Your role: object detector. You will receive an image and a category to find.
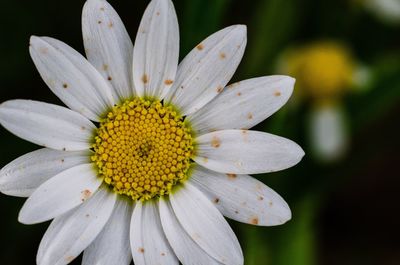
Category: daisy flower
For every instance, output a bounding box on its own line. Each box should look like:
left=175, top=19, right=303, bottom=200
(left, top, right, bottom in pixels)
left=0, top=0, right=304, bottom=264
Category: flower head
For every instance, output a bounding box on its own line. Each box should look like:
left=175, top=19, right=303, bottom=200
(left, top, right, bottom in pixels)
left=282, top=41, right=356, bottom=100
left=0, top=0, right=304, bottom=264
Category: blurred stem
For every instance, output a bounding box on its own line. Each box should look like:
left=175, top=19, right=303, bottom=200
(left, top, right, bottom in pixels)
left=244, top=196, right=318, bottom=265
left=180, top=0, right=231, bottom=54
left=274, top=196, right=317, bottom=265
left=244, top=227, right=271, bottom=265
left=264, top=107, right=289, bottom=135
left=243, top=0, right=298, bottom=75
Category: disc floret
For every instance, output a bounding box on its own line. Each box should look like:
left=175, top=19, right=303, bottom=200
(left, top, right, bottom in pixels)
left=91, top=98, right=194, bottom=201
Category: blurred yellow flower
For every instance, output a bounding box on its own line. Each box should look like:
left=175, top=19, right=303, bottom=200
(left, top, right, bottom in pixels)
left=278, top=41, right=359, bottom=162
left=283, top=41, right=356, bottom=101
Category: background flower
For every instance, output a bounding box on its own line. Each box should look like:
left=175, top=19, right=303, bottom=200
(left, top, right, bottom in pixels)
left=1, top=0, right=399, bottom=264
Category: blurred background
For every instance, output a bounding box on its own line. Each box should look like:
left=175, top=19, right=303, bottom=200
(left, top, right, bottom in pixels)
left=1, top=0, right=399, bottom=264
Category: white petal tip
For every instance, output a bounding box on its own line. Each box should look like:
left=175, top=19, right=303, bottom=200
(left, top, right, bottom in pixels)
left=18, top=205, right=47, bottom=225
left=29, top=35, right=41, bottom=45
left=18, top=205, right=38, bottom=225
left=299, top=147, right=306, bottom=159
left=17, top=212, right=30, bottom=225
left=234, top=24, right=247, bottom=35
left=87, top=0, right=102, bottom=3
left=294, top=147, right=306, bottom=166
left=269, top=203, right=292, bottom=226
left=280, top=207, right=292, bottom=224
left=286, top=76, right=296, bottom=87
left=236, top=24, right=247, bottom=31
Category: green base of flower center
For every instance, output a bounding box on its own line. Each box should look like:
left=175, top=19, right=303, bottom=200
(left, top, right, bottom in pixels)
left=91, top=98, right=194, bottom=201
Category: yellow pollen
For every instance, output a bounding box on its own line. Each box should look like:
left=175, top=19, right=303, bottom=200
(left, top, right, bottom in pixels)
left=92, top=98, right=194, bottom=201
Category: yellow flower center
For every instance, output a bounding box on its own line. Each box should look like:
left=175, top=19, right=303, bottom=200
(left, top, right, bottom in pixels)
left=286, top=42, right=356, bottom=99
left=91, top=98, right=194, bottom=201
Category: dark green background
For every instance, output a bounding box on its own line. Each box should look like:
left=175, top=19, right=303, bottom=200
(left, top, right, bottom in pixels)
left=1, top=0, right=399, bottom=264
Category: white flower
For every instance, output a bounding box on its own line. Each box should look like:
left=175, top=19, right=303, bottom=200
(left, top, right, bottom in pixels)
left=0, top=0, right=304, bottom=264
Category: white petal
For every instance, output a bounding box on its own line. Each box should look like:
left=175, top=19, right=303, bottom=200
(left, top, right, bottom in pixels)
left=130, top=201, right=178, bottom=265
left=0, top=100, right=95, bottom=151
left=194, top=130, right=304, bottom=174
left=159, top=198, right=223, bottom=265
left=190, top=165, right=291, bottom=226
left=29, top=36, right=115, bottom=121
left=309, top=103, right=348, bottom=161
left=165, top=25, right=247, bottom=115
left=82, top=0, right=134, bottom=100
left=169, top=182, right=243, bottom=265
left=189, top=76, right=295, bottom=134
left=37, top=187, right=116, bottom=265
left=82, top=199, right=133, bottom=265
left=132, top=0, right=179, bottom=99
left=0, top=148, right=89, bottom=197
left=18, top=163, right=102, bottom=224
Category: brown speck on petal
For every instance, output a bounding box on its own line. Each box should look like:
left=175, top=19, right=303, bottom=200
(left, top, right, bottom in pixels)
left=61, top=159, right=65, bottom=163
left=269, top=201, right=273, bottom=207
left=81, top=126, right=86, bottom=130
left=251, top=217, right=259, bottom=225
left=85, top=214, right=90, bottom=218
left=66, top=256, right=75, bottom=262
left=142, top=74, right=148, bottom=84
left=138, top=247, right=145, bottom=253
left=100, top=7, right=105, bottom=11
left=102, top=64, right=109, bottom=71
left=161, top=252, right=165, bottom=256
left=214, top=198, right=220, bottom=204
left=242, top=130, right=249, bottom=142
left=39, top=47, right=49, bottom=54
left=81, top=189, right=92, bottom=202
left=247, top=113, right=253, bottom=119
left=258, top=196, right=264, bottom=201
left=216, top=86, right=223, bottom=93
left=274, top=90, right=281, bottom=97
left=192, top=233, right=201, bottom=240
left=108, top=21, right=114, bottom=28
left=219, top=52, right=226, bottom=59
left=156, top=11, right=160, bottom=16
left=97, top=20, right=102, bottom=24
left=226, top=83, right=236, bottom=89
left=237, top=92, right=242, bottom=96
left=107, top=76, right=112, bottom=81
left=62, top=148, right=66, bottom=151
left=164, top=79, right=174, bottom=85
left=62, top=83, right=68, bottom=89
left=226, top=173, right=237, bottom=179
left=235, top=210, right=239, bottom=214
left=211, top=136, right=221, bottom=148
left=196, top=44, right=204, bottom=50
